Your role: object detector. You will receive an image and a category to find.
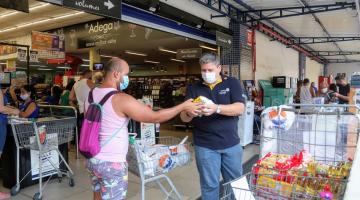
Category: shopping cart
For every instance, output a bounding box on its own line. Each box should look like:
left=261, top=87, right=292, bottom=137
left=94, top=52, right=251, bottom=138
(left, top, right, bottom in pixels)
left=9, top=117, right=77, bottom=200
left=221, top=104, right=359, bottom=200
left=38, top=105, right=79, bottom=159
left=128, top=136, right=192, bottom=200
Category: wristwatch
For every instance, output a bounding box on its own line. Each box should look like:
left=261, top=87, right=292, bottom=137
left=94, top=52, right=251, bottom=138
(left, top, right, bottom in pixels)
left=216, top=104, right=221, bottom=114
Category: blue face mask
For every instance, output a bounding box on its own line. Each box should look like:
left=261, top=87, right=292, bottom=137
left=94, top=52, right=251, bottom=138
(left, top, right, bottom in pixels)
left=119, top=75, right=129, bottom=91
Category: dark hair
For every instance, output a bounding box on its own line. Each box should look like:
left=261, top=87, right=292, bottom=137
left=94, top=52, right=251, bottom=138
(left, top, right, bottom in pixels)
left=22, top=85, right=36, bottom=100
left=303, top=78, right=310, bottom=84
left=335, top=74, right=345, bottom=81
left=52, top=85, right=63, bottom=104
left=81, top=69, right=92, bottom=76
left=329, top=83, right=337, bottom=92
left=65, top=80, right=75, bottom=91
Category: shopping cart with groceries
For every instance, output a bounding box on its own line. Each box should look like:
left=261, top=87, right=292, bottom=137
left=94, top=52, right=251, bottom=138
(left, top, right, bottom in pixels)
left=9, top=116, right=77, bottom=200
left=128, top=135, right=192, bottom=200
left=221, top=104, right=359, bottom=200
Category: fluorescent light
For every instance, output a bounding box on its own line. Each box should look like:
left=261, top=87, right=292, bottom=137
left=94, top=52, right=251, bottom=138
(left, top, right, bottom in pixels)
left=38, top=68, right=53, bottom=71
left=100, top=55, right=115, bottom=58
left=0, top=3, right=50, bottom=19
left=81, top=64, right=90, bottom=67
left=29, top=3, right=50, bottom=11
left=0, top=63, right=6, bottom=65
left=125, top=50, right=147, bottom=57
left=171, top=58, right=186, bottom=63
left=158, top=47, right=177, bottom=54
left=30, top=65, right=47, bottom=67
left=82, top=59, right=90, bottom=62
left=57, top=66, right=71, bottom=69
left=199, top=45, right=218, bottom=51
left=145, top=60, right=160, bottom=64
left=0, top=12, right=84, bottom=33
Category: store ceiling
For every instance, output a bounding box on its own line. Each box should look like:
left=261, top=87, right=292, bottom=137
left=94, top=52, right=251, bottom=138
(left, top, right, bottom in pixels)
left=238, top=0, right=360, bottom=62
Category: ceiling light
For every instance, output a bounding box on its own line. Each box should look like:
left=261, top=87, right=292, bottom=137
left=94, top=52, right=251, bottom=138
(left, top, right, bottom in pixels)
left=30, top=65, right=47, bottom=67
left=82, top=59, right=90, bottom=62
left=171, top=58, right=186, bottom=63
left=0, top=3, right=50, bottom=19
left=199, top=45, right=218, bottom=51
left=145, top=60, right=160, bottom=64
left=0, top=12, right=84, bottom=33
left=0, top=63, right=6, bottom=65
left=125, top=50, right=147, bottom=57
left=57, top=66, right=71, bottom=69
left=38, top=68, right=53, bottom=71
left=158, top=47, right=177, bottom=54
left=100, top=55, right=115, bottom=58
left=81, top=64, right=90, bottom=67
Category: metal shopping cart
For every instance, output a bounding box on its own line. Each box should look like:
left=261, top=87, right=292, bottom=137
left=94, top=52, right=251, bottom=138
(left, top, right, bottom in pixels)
left=221, top=104, right=359, bottom=200
left=38, top=105, right=79, bottom=159
left=9, top=117, right=77, bottom=200
left=128, top=136, right=192, bottom=200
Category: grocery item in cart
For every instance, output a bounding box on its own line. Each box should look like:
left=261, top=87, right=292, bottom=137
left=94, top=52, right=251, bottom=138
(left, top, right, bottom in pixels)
left=252, top=150, right=352, bottom=199
left=37, top=125, right=47, bottom=144
left=261, top=106, right=295, bottom=156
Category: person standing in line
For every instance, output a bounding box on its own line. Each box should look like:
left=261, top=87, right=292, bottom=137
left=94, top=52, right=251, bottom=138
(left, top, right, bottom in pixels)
left=300, top=78, right=313, bottom=104
left=180, top=53, right=245, bottom=200
left=85, top=58, right=200, bottom=200
left=0, top=73, right=19, bottom=199
left=69, top=70, right=95, bottom=131
left=310, top=82, right=318, bottom=97
left=334, top=75, right=350, bottom=104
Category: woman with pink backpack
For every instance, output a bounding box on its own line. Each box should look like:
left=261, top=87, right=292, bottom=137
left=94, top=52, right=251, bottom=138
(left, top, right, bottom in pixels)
left=81, top=58, right=201, bottom=200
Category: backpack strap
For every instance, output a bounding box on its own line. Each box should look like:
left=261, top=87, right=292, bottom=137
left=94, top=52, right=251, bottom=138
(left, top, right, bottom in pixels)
left=99, top=90, right=120, bottom=106
left=88, top=89, right=94, bottom=104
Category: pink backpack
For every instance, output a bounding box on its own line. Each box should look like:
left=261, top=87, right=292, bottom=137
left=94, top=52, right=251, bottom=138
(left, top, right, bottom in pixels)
left=79, top=90, right=124, bottom=158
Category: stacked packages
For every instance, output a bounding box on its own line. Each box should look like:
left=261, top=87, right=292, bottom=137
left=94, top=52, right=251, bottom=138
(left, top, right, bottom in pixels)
left=252, top=150, right=352, bottom=199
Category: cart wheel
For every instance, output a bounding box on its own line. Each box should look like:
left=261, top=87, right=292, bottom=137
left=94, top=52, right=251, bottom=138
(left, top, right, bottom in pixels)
left=58, top=177, right=62, bottom=183
left=33, top=192, right=42, bottom=200
left=10, top=185, right=20, bottom=196
left=69, top=178, right=75, bottom=187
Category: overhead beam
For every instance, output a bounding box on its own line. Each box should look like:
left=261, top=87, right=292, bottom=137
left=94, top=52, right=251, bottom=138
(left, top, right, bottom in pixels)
left=309, top=51, right=360, bottom=56
left=192, top=0, right=242, bottom=22
left=289, top=37, right=360, bottom=44
left=242, top=2, right=355, bottom=22
left=326, top=59, right=360, bottom=63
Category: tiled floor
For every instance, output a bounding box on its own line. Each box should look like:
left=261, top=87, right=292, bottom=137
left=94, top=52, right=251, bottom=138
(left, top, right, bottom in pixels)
left=1, top=129, right=259, bottom=200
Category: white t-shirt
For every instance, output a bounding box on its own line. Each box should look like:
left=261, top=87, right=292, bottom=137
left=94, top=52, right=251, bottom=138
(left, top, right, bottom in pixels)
left=300, top=86, right=312, bottom=104
left=73, top=79, right=91, bottom=114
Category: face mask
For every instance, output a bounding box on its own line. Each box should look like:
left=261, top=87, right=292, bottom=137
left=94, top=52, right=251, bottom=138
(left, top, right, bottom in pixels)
left=202, top=72, right=217, bottom=84
left=119, top=75, right=129, bottom=91
left=321, top=88, right=328, bottom=93
left=20, top=94, right=29, bottom=100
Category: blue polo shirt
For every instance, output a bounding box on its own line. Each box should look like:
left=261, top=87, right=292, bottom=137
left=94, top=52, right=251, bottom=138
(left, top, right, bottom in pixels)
left=185, top=76, right=245, bottom=150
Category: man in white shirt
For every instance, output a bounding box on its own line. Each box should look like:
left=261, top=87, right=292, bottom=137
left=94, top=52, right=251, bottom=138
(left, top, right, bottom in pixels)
left=70, top=70, right=95, bottom=131
left=300, top=78, right=313, bottom=104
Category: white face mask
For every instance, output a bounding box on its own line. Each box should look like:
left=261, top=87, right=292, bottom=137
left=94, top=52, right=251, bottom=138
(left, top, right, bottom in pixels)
left=321, top=88, right=328, bottom=93
left=20, top=94, right=29, bottom=100
left=202, top=72, right=217, bottom=84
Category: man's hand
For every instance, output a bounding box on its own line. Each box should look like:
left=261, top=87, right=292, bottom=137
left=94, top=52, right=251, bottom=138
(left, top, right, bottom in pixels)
left=202, top=104, right=218, bottom=116
left=182, top=99, right=203, bottom=117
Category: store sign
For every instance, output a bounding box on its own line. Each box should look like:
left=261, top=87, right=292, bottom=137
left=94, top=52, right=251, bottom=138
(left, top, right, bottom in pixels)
left=0, top=45, right=17, bottom=56
left=63, top=0, right=121, bottom=19
left=32, top=31, right=65, bottom=59
left=30, top=50, right=39, bottom=62
left=17, top=49, right=27, bottom=61
left=77, top=20, right=120, bottom=48
left=0, top=0, right=29, bottom=13
left=216, top=31, right=232, bottom=48
left=176, top=48, right=202, bottom=59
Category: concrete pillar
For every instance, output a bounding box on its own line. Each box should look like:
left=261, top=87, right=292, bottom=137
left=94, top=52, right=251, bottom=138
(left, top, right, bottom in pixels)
left=89, top=48, right=100, bottom=71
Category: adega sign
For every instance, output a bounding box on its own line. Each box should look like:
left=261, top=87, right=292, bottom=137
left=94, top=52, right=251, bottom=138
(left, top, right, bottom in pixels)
left=86, top=21, right=120, bottom=34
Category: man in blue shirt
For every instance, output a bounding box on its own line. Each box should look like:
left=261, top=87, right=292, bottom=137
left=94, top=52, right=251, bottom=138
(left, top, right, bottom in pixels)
left=180, top=53, right=245, bottom=200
